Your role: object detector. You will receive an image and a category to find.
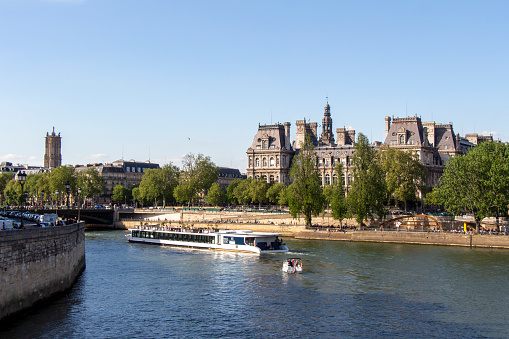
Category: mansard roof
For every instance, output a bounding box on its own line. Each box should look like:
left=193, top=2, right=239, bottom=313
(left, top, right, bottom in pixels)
left=384, top=117, right=424, bottom=146
left=218, top=167, right=244, bottom=178
left=434, top=124, right=457, bottom=150
left=249, top=123, right=290, bottom=151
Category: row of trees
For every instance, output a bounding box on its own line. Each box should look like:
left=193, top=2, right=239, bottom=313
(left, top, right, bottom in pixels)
left=4, top=136, right=506, bottom=233
left=0, top=167, right=104, bottom=207
left=126, top=154, right=219, bottom=207
left=426, top=141, right=509, bottom=233
left=124, top=136, right=509, bottom=233
left=285, top=134, right=427, bottom=227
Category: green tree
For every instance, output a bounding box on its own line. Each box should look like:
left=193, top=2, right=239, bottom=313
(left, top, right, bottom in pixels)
left=205, top=182, right=226, bottom=206
left=0, top=172, right=14, bottom=205
left=76, top=168, right=104, bottom=206
left=347, top=133, right=387, bottom=227
left=266, top=182, right=286, bottom=205
left=4, top=179, right=22, bottom=206
left=132, top=186, right=143, bottom=208
left=24, top=173, right=46, bottom=207
left=112, top=184, right=127, bottom=204
left=159, top=163, right=180, bottom=207
left=138, top=168, right=162, bottom=206
left=426, top=141, right=509, bottom=233
left=327, top=164, right=348, bottom=225
left=379, top=146, right=427, bottom=211
left=226, top=178, right=242, bottom=205
left=250, top=179, right=269, bottom=206
left=287, top=134, right=325, bottom=228
left=174, top=181, right=196, bottom=205
left=277, top=185, right=289, bottom=206
left=48, top=166, right=76, bottom=206
left=174, top=153, right=218, bottom=205
left=233, top=178, right=252, bottom=205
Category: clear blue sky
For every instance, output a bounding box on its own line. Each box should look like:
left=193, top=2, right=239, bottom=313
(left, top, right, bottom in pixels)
left=1, top=0, right=508, bottom=172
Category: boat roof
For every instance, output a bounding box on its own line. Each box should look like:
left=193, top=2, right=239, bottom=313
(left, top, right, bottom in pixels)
left=129, top=228, right=282, bottom=237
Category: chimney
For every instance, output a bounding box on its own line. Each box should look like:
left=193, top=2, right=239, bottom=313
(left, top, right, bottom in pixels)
left=385, top=116, right=391, bottom=138
left=284, top=122, right=291, bottom=150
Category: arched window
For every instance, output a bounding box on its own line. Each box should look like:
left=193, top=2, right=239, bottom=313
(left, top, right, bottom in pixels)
left=263, top=157, right=267, bottom=167
left=332, top=173, right=338, bottom=183
left=319, top=175, right=323, bottom=185
left=255, top=158, right=260, bottom=167
left=269, top=175, right=275, bottom=182
left=325, top=174, right=331, bottom=185
left=269, top=157, right=275, bottom=166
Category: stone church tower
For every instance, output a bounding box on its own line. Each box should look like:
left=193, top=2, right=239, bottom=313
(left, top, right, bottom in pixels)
left=44, top=127, right=62, bottom=168
left=320, top=100, right=335, bottom=146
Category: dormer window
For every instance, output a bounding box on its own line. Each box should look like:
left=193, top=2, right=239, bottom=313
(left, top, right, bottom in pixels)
left=399, top=134, right=405, bottom=144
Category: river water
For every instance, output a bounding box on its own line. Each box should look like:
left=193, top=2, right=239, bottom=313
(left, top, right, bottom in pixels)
left=1, top=230, right=509, bottom=338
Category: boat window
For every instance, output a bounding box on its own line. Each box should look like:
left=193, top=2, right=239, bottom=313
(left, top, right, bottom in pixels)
left=234, top=237, right=245, bottom=245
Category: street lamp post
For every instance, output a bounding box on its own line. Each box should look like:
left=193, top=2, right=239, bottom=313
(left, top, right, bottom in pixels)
left=55, top=190, right=59, bottom=218
left=77, top=187, right=81, bottom=222
left=65, top=181, right=71, bottom=209
left=16, top=171, right=27, bottom=228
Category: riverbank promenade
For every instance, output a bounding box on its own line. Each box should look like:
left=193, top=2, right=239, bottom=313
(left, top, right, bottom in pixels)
left=116, top=209, right=509, bottom=249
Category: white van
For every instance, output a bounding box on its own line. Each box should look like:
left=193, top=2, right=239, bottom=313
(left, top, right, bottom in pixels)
left=39, top=214, right=58, bottom=223
left=1, top=218, right=14, bottom=230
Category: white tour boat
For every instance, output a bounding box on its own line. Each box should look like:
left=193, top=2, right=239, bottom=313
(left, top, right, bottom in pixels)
left=126, top=227, right=288, bottom=254
left=282, top=258, right=303, bottom=273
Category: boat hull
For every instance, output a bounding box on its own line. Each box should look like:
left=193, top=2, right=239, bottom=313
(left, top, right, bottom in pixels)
left=126, top=229, right=289, bottom=254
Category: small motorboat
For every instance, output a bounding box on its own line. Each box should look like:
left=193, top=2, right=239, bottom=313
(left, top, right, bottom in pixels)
left=282, top=258, right=303, bottom=274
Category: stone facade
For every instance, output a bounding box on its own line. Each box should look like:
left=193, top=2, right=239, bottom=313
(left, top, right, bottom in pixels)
left=75, top=159, right=159, bottom=204
left=384, top=117, right=458, bottom=188
left=246, top=123, right=294, bottom=184
left=44, top=127, right=62, bottom=169
left=248, top=101, right=492, bottom=190
left=247, top=102, right=356, bottom=187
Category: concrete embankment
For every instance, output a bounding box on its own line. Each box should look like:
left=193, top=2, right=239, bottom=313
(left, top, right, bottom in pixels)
left=295, top=229, right=509, bottom=249
left=115, top=211, right=509, bottom=248
left=0, top=223, right=86, bottom=323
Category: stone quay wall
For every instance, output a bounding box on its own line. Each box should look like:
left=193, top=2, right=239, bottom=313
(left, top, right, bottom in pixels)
left=295, top=229, right=509, bottom=249
left=116, top=211, right=509, bottom=248
left=0, top=223, right=86, bottom=322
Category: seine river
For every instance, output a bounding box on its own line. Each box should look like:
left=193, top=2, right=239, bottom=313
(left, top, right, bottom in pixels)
left=2, top=230, right=509, bottom=338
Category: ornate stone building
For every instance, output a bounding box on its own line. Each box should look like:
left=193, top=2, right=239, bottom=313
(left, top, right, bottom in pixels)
left=246, top=122, right=293, bottom=184
left=248, top=101, right=493, bottom=191
left=44, top=127, right=62, bottom=169
left=384, top=117, right=494, bottom=188
left=247, top=102, right=356, bottom=187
